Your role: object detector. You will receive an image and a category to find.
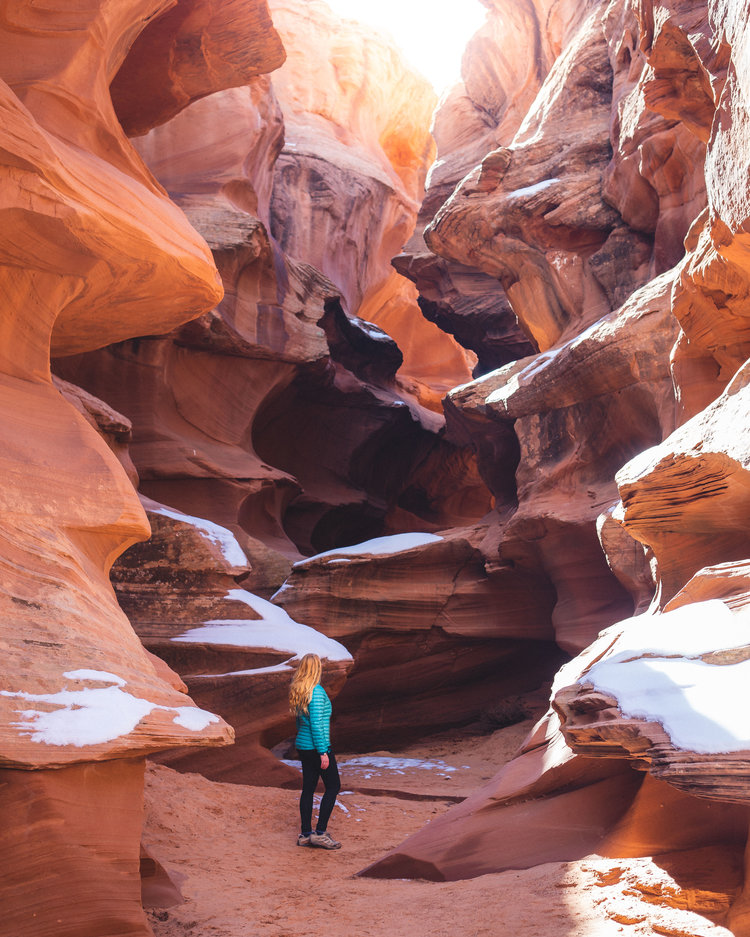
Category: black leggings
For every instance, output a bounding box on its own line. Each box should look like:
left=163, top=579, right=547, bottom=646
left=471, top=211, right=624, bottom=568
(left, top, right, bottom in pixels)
left=299, top=749, right=341, bottom=833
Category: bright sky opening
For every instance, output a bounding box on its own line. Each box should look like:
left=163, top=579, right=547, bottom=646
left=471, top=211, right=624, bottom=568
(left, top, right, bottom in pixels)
left=322, top=0, right=488, bottom=94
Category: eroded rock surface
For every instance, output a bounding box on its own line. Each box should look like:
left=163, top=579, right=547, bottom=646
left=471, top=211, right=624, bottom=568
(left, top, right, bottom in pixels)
left=111, top=0, right=286, bottom=136
left=112, top=496, right=352, bottom=785
left=274, top=530, right=563, bottom=748
left=267, top=0, right=473, bottom=405
left=362, top=1, right=750, bottom=918
left=56, top=0, right=488, bottom=605
left=0, top=0, right=291, bottom=932
left=9, top=0, right=750, bottom=930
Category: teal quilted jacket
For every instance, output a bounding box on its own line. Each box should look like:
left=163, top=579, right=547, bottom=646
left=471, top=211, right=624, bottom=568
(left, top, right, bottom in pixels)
left=295, top=684, right=332, bottom=753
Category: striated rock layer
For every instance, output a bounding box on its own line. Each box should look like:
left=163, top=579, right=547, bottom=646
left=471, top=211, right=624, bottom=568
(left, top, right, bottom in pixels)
left=9, top=0, right=750, bottom=930
left=363, top=3, right=750, bottom=926
left=51, top=0, right=497, bottom=795
left=112, top=496, right=352, bottom=785
left=56, top=0, right=487, bottom=606
left=267, top=0, right=474, bottom=406
left=274, top=529, right=564, bottom=749
left=0, top=0, right=299, bottom=932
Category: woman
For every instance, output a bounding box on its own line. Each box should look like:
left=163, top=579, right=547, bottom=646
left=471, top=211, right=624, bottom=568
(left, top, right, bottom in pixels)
left=289, top=653, right=342, bottom=849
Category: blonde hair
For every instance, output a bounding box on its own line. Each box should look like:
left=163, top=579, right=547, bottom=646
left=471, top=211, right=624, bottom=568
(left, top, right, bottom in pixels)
left=289, top=653, right=322, bottom=715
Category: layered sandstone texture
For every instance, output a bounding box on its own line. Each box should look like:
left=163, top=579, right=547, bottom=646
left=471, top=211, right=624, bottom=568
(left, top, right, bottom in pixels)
left=51, top=0, right=496, bottom=787
left=267, top=0, right=474, bottom=405
left=0, top=0, right=301, bottom=933
left=112, top=495, right=352, bottom=785
left=363, top=2, right=750, bottom=928
left=9, top=0, right=750, bottom=931
left=56, top=0, right=485, bottom=597
left=274, top=529, right=564, bottom=749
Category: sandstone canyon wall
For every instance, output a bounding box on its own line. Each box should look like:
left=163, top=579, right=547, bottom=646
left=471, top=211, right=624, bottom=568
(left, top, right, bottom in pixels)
left=0, top=1, right=289, bottom=933
left=5, top=0, right=750, bottom=933
left=359, top=3, right=750, bottom=934
left=52, top=0, right=503, bottom=781
left=55, top=2, right=524, bottom=783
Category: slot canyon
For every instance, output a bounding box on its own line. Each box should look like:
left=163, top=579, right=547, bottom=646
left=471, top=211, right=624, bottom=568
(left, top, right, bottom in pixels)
left=2, top=0, right=750, bottom=935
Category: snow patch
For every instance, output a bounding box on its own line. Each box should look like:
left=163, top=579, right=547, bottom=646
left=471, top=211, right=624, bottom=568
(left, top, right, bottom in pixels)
left=486, top=347, right=563, bottom=404
left=150, top=505, right=248, bottom=568
left=581, top=601, right=750, bottom=753
left=63, top=669, right=126, bottom=687
left=293, top=532, right=443, bottom=567
left=190, top=662, right=295, bottom=680
left=506, top=178, right=559, bottom=200
left=592, top=600, right=750, bottom=663
left=1, top=672, right=220, bottom=747
left=172, top=589, right=352, bottom=663
left=350, top=317, right=391, bottom=341
left=338, top=756, right=462, bottom=776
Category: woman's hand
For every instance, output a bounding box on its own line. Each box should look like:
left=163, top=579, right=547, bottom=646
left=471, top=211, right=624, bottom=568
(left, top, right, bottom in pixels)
left=320, top=752, right=329, bottom=769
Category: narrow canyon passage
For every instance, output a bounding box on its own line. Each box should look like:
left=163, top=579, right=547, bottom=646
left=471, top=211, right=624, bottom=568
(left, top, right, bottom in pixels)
left=2, top=1, right=750, bottom=936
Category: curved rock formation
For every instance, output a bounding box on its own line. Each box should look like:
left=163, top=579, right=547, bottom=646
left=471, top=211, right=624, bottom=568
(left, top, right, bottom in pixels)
left=9, top=0, right=750, bottom=930
left=267, top=0, right=473, bottom=405
left=362, top=2, right=750, bottom=919
left=56, top=1, right=489, bottom=602
left=394, top=0, right=569, bottom=376
left=110, top=0, right=286, bottom=136
left=273, top=530, right=563, bottom=749
left=445, top=268, right=678, bottom=654
left=0, top=0, right=297, bottom=932
left=554, top=600, right=750, bottom=803
left=112, top=496, right=352, bottom=785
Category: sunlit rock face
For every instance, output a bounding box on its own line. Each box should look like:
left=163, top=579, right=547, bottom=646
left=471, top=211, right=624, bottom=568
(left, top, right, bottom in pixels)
left=112, top=497, right=352, bottom=785
left=56, top=199, right=486, bottom=600
left=274, top=530, right=564, bottom=749
left=57, top=3, right=490, bottom=600
left=266, top=0, right=473, bottom=406
left=51, top=0, right=495, bottom=801
left=0, top=1, right=244, bottom=934
left=446, top=271, right=679, bottom=654
left=554, top=600, right=750, bottom=803
left=394, top=0, right=576, bottom=376
left=365, top=0, right=750, bottom=909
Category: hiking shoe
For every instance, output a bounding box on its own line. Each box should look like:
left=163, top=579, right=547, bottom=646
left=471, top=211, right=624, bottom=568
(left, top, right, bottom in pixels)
left=297, top=833, right=312, bottom=847
left=310, top=831, right=342, bottom=850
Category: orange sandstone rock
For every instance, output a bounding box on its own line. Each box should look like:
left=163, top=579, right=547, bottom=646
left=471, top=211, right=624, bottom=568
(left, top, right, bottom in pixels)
left=426, top=8, right=619, bottom=352
left=364, top=0, right=750, bottom=897
left=0, top=758, right=153, bottom=937
left=616, top=362, right=750, bottom=605
left=111, top=0, right=285, bottom=136
left=111, top=496, right=352, bottom=785
left=61, top=55, right=488, bottom=598
left=273, top=529, right=562, bottom=748
left=0, top=0, right=295, bottom=930
left=445, top=272, right=678, bottom=653
left=266, top=0, right=473, bottom=403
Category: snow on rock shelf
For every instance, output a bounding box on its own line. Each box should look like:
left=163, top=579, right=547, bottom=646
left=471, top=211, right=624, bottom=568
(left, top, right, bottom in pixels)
left=553, top=600, right=750, bottom=803
left=275, top=526, right=564, bottom=749
left=112, top=497, right=351, bottom=786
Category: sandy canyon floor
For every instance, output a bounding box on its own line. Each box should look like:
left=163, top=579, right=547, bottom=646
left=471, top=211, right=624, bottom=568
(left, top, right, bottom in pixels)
left=143, top=721, right=737, bottom=937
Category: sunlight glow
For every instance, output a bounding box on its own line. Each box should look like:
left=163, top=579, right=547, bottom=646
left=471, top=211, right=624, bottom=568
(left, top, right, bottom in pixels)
left=321, top=0, right=488, bottom=93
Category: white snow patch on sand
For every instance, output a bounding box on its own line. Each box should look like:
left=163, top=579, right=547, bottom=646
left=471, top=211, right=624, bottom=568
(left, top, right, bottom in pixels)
left=339, top=756, right=462, bottom=776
